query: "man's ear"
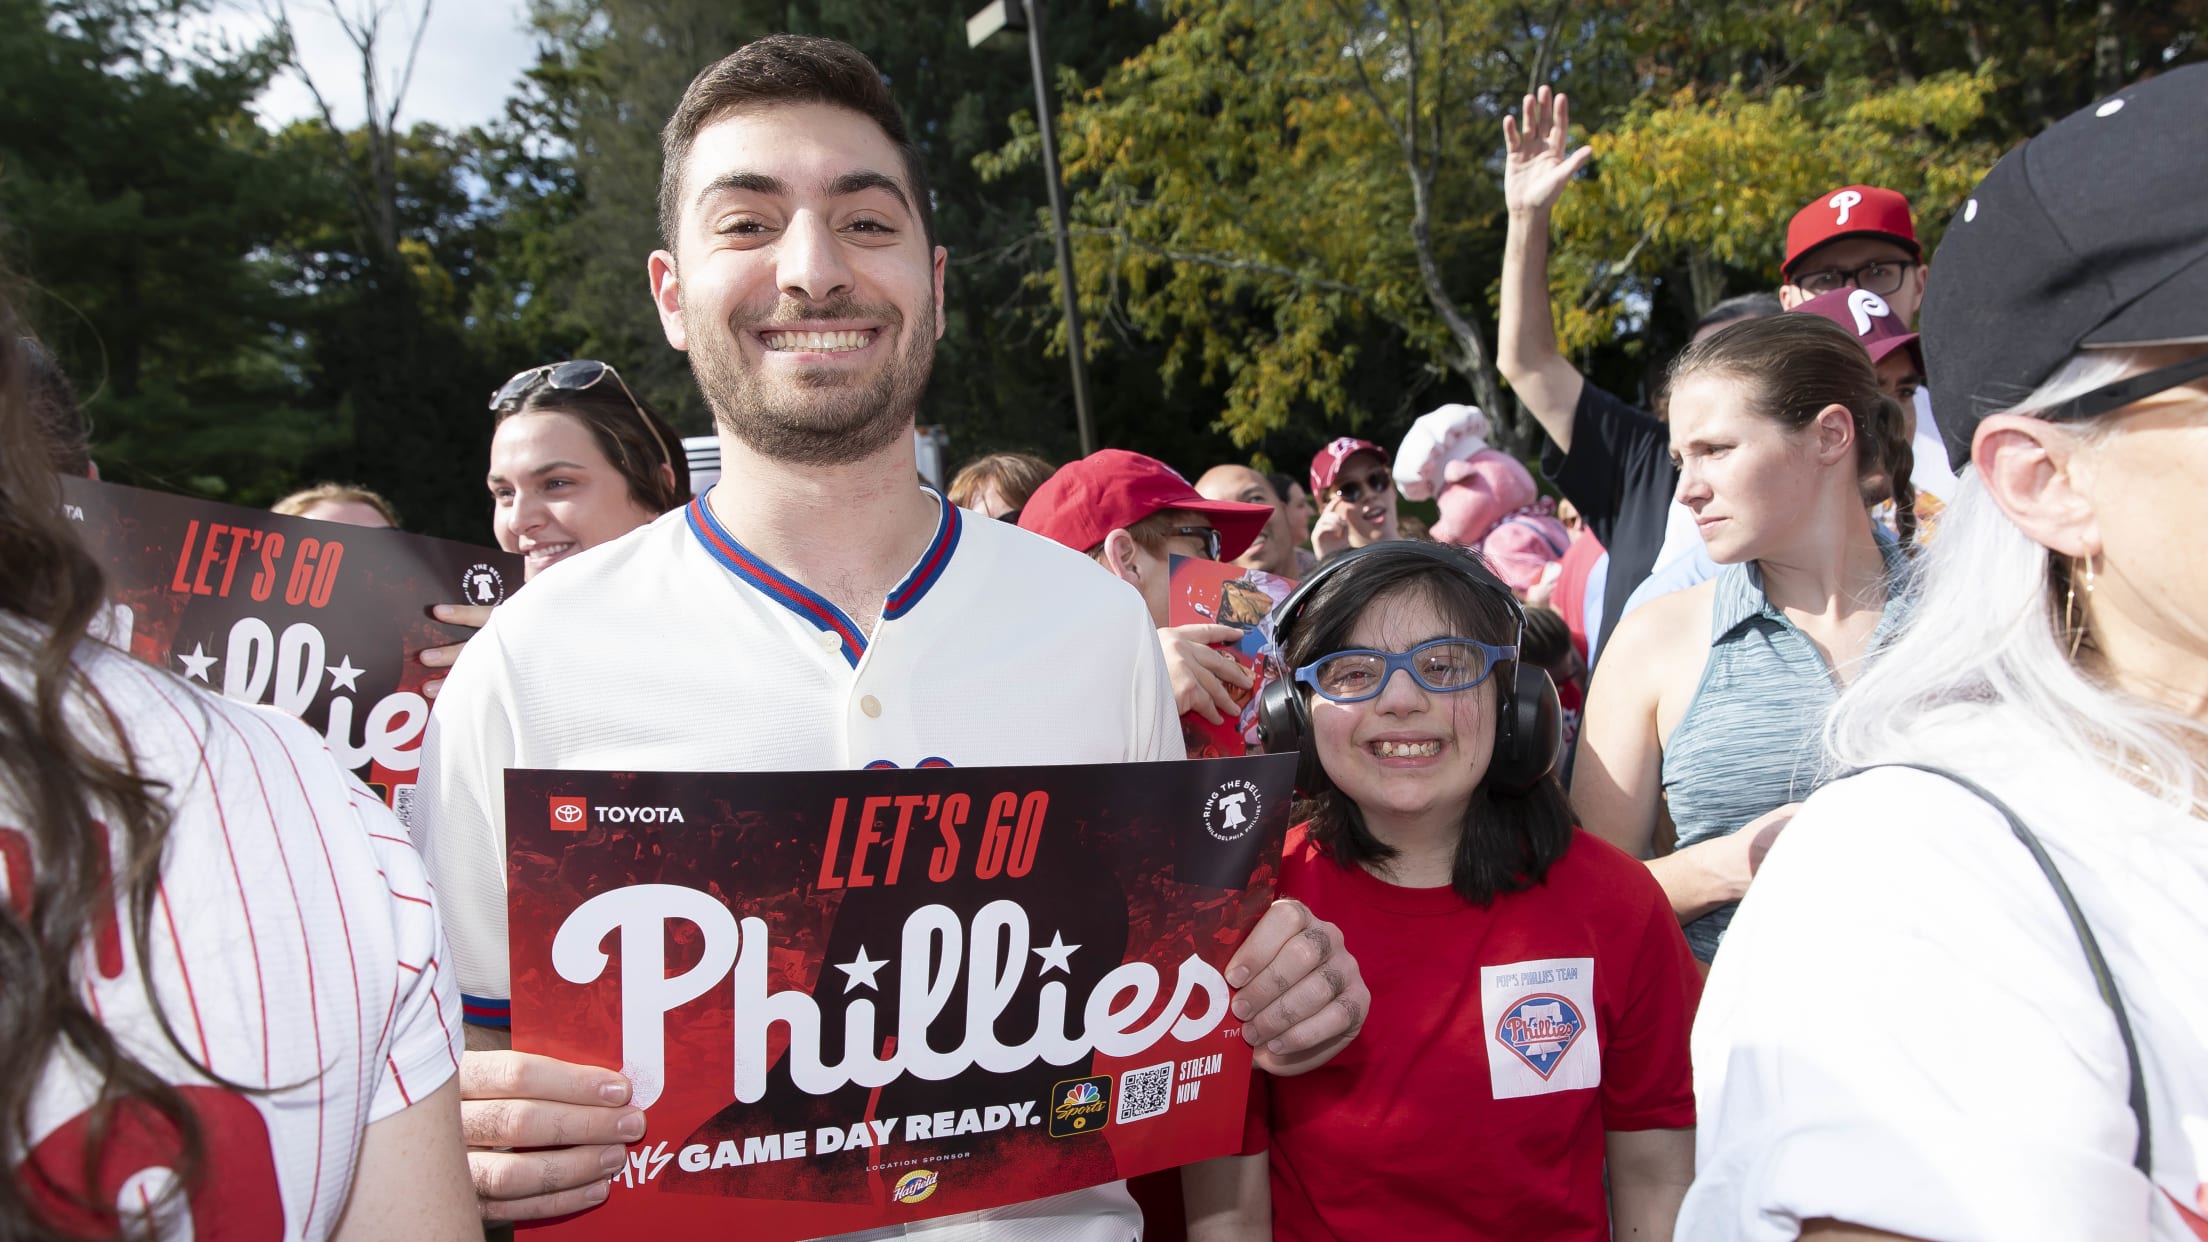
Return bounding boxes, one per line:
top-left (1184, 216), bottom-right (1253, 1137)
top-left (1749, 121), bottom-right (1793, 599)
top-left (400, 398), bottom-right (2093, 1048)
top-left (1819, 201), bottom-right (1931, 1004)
top-left (932, 245), bottom-right (948, 342)
top-left (1778, 283), bottom-right (1808, 310)
top-left (1973, 415), bottom-right (2099, 559)
top-left (1097, 528), bottom-right (1145, 590)
top-left (649, 250), bottom-right (687, 351)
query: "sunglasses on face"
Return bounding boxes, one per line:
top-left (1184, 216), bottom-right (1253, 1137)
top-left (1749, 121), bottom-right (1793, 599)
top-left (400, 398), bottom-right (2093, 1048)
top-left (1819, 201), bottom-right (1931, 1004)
top-left (1792, 259), bottom-right (1917, 298)
top-left (1293, 637), bottom-right (1516, 703)
top-left (1169, 525), bottom-right (1223, 561)
top-left (1330, 469), bottom-right (1393, 507)
top-left (490, 359), bottom-right (674, 476)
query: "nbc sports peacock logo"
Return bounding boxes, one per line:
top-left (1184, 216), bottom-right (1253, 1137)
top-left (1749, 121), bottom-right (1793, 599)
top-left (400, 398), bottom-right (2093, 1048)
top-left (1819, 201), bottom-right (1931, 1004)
top-left (1048, 1074), bottom-right (1112, 1137)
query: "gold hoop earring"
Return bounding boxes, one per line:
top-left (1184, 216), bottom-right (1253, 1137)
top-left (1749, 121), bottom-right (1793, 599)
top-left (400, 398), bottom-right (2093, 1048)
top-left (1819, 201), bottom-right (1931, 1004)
top-left (2065, 554), bottom-right (2096, 660)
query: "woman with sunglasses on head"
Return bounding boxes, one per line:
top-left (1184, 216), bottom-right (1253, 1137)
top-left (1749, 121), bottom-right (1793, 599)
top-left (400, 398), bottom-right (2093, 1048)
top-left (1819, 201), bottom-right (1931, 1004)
top-left (420, 360), bottom-right (690, 697)
top-left (1684, 70), bottom-right (2208, 1242)
top-left (1307, 437), bottom-right (1400, 559)
top-left (1182, 542), bottom-right (1699, 1242)
top-left (1570, 313), bottom-right (1915, 967)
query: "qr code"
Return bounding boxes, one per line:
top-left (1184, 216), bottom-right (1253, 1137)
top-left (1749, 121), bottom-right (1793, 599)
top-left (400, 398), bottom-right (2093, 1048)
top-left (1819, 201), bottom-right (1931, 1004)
top-left (1115, 1062), bottom-right (1173, 1125)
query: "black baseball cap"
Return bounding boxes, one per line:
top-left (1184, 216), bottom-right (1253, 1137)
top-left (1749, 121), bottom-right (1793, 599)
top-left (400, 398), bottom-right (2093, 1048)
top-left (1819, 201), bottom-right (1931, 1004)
top-left (1923, 64), bottom-right (2208, 473)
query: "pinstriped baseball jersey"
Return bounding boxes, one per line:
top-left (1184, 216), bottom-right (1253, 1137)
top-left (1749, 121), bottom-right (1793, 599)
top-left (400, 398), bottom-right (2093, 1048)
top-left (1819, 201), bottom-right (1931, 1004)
top-left (3, 633), bottom-right (462, 1239)
top-left (415, 486), bottom-right (1178, 1240)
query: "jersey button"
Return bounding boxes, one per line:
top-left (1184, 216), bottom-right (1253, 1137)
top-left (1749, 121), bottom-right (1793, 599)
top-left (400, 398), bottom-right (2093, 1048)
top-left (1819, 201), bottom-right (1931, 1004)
top-left (860, 695), bottom-right (883, 718)
top-left (816, 629), bottom-right (840, 651)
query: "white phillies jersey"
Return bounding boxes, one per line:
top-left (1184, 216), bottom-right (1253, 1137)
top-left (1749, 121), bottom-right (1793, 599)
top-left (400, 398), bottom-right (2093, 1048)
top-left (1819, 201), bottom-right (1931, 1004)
top-left (1683, 729), bottom-right (2208, 1241)
top-left (4, 636), bottom-right (461, 1239)
top-left (415, 487), bottom-right (1177, 1241)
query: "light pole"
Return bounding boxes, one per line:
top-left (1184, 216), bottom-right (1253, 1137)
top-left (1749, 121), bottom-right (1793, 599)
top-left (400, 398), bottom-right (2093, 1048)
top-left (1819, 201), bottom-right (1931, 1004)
top-left (967, 0), bottom-right (1096, 457)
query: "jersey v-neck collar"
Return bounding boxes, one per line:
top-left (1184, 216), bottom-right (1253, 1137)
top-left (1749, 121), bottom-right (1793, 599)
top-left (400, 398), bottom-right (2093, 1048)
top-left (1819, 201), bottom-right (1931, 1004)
top-left (684, 486), bottom-right (963, 669)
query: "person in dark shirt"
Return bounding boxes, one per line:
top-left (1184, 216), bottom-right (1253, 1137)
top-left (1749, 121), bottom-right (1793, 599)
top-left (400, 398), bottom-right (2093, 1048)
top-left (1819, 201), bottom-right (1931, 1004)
top-left (1498, 88), bottom-right (1779, 655)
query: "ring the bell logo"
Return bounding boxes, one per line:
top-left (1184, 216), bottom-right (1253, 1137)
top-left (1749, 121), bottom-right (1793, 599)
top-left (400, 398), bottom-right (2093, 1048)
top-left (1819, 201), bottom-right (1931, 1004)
top-left (1048, 1076), bottom-right (1112, 1137)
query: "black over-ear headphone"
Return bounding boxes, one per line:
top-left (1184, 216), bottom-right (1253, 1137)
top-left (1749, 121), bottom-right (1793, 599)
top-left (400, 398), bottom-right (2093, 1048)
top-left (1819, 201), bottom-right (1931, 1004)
top-left (1255, 542), bottom-right (1562, 794)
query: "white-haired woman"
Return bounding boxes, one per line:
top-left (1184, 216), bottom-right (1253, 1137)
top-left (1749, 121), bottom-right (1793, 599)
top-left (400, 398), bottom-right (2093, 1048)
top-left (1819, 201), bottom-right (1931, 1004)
top-left (1682, 67), bottom-right (2208, 1241)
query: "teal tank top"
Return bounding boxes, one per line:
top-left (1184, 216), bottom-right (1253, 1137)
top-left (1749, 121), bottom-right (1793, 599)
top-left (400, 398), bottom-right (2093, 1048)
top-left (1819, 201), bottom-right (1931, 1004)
top-left (1661, 544), bottom-right (1907, 961)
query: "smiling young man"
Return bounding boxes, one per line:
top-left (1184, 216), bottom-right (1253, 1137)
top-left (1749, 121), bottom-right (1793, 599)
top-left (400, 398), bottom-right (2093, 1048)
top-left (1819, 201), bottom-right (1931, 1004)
top-left (414, 35), bottom-right (1368, 1233)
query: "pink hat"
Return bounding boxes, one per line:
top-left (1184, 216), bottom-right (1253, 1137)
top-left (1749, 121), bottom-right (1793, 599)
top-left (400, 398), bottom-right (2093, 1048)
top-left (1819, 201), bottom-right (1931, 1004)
top-left (1309, 437), bottom-right (1387, 495)
top-left (1788, 288), bottom-right (1924, 374)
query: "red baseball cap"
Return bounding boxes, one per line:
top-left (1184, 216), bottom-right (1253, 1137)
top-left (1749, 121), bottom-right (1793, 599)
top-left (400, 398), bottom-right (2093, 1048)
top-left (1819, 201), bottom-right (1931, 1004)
top-left (1018, 449), bottom-right (1272, 561)
top-left (1783, 185), bottom-right (1920, 276)
top-left (1787, 288), bottom-right (1924, 374)
top-left (1309, 437), bottom-right (1388, 496)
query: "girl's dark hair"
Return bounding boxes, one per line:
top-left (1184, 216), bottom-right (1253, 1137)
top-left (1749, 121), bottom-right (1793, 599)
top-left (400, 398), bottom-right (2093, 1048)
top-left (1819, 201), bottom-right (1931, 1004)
top-left (0, 289), bottom-right (212, 1234)
top-left (1671, 314), bottom-right (1918, 547)
top-left (1280, 546), bottom-right (1575, 906)
top-left (499, 375), bottom-right (692, 515)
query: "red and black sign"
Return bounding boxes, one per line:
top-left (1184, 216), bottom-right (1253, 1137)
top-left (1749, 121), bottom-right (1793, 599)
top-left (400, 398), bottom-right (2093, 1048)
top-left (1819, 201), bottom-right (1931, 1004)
top-left (504, 754), bottom-right (1295, 1240)
top-left (59, 476), bottom-right (520, 813)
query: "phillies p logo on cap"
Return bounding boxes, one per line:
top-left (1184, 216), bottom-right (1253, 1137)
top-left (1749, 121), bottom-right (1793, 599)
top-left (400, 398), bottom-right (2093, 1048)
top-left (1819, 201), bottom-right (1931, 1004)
top-left (549, 796), bottom-right (588, 831)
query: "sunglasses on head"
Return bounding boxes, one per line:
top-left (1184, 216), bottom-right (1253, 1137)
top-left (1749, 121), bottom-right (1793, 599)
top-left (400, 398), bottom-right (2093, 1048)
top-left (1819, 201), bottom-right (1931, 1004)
top-left (491, 359), bottom-right (674, 476)
top-left (1331, 469), bottom-right (1393, 506)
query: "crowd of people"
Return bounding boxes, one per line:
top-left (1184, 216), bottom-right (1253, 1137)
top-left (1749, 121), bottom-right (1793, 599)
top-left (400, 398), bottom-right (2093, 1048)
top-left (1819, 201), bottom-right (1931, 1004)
top-left (1, 28), bottom-right (2202, 1242)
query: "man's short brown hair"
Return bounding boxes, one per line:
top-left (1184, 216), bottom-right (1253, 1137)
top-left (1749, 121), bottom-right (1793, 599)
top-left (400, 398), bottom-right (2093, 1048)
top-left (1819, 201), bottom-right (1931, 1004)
top-left (657, 35), bottom-right (935, 252)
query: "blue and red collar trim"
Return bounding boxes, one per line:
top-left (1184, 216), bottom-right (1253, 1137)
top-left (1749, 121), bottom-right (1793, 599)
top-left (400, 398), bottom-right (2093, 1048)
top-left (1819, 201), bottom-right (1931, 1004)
top-left (686, 487), bottom-right (962, 668)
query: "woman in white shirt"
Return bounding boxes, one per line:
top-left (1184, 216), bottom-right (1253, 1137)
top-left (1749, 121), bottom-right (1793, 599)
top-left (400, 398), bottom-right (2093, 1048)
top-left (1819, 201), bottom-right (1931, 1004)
top-left (1682, 67), bottom-right (2208, 1241)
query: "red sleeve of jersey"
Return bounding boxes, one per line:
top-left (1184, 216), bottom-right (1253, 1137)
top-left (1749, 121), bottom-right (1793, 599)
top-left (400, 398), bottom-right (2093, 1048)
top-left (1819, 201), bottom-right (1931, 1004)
top-left (1597, 851), bottom-right (1701, 1132)
top-left (1239, 1069), bottom-right (1271, 1156)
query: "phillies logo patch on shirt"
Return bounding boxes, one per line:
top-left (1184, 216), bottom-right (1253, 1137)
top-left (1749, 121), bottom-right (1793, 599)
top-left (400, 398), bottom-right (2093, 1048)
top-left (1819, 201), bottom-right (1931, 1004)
top-left (1495, 994), bottom-right (1584, 1078)
top-left (1480, 957), bottom-right (1600, 1099)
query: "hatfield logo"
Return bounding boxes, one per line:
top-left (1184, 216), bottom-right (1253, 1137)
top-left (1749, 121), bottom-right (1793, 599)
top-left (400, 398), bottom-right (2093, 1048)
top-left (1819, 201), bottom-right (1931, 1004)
top-left (549, 796), bottom-right (588, 831)
top-left (1494, 993), bottom-right (1585, 1079)
top-left (890, 1169), bottom-right (939, 1205)
top-left (1202, 778), bottom-right (1262, 843)
top-left (1048, 1074), bottom-right (1111, 1138)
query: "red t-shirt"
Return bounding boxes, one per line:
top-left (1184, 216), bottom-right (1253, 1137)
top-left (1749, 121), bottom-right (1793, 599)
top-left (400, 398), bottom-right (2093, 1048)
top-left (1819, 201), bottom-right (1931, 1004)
top-left (1246, 824), bottom-right (1699, 1241)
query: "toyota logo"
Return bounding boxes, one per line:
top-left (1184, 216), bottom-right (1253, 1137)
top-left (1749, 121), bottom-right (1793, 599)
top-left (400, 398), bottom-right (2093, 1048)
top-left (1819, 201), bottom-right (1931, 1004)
top-left (553, 803), bottom-right (583, 824)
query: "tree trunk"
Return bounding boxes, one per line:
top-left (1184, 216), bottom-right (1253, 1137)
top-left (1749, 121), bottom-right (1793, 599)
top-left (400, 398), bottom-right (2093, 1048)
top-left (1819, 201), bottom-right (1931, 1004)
top-left (1687, 248), bottom-right (1725, 320)
top-left (1405, 172), bottom-right (1507, 442)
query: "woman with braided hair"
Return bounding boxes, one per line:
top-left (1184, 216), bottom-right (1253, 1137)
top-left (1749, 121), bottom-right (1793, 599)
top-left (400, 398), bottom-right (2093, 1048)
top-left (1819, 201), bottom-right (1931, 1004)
top-left (1572, 312), bottom-right (1916, 965)
top-left (0, 284), bottom-right (475, 1236)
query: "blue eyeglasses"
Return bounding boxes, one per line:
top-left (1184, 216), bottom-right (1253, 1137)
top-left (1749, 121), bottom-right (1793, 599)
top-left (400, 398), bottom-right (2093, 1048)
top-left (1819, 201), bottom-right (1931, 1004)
top-left (1293, 637), bottom-right (1517, 703)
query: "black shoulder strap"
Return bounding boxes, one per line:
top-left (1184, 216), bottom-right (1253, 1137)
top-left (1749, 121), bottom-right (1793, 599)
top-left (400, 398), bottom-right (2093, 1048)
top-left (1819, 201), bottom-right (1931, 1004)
top-left (1845, 763), bottom-right (2151, 1176)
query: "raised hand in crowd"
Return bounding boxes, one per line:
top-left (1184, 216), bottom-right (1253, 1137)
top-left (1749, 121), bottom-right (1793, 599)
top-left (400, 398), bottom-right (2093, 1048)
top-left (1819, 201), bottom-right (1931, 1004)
top-left (1498, 85), bottom-right (1595, 456)
top-left (1162, 621), bottom-right (1256, 725)
top-left (1502, 84), bottom-right (1593, 217)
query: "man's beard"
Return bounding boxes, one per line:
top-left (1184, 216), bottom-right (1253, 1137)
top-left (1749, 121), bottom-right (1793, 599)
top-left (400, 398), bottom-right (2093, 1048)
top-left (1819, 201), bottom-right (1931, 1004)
top-left (687, 294), bottom-right (935, 467)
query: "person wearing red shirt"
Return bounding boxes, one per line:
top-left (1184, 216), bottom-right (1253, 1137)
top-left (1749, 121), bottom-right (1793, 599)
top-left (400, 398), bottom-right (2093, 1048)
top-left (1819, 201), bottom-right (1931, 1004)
top-left (1183, 541), bottom-right (1699, 1241)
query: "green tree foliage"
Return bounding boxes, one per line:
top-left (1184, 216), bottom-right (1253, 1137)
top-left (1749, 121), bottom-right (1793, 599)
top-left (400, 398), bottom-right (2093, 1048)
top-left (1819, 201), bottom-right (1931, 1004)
top-left (999, 0), bottom-right (2201, 457)
top-left (0, 0), bottom-right (338, 500)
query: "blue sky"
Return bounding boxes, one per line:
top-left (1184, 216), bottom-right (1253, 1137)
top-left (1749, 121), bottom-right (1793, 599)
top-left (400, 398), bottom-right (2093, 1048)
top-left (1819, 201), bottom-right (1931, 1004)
top-left (181, 0), bottom-right (542, 133)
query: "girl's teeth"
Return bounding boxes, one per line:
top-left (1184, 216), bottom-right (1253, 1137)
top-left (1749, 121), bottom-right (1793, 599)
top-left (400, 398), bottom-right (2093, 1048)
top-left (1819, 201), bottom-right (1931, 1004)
top-left (1375, 740), bottom-right (1440, 757)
